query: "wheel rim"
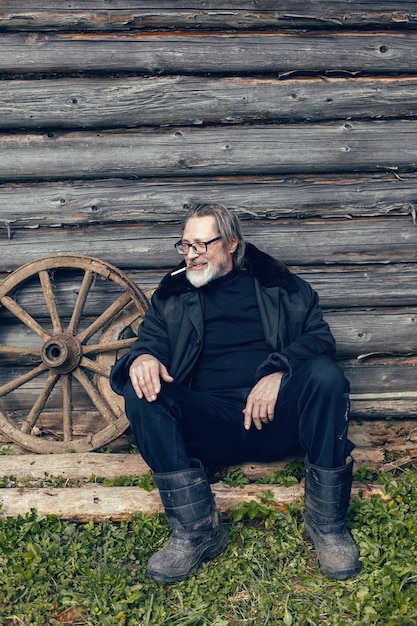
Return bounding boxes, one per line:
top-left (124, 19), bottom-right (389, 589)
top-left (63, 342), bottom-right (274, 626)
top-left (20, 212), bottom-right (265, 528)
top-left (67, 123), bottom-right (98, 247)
top-left (0, 255), bottom-right (148, 453)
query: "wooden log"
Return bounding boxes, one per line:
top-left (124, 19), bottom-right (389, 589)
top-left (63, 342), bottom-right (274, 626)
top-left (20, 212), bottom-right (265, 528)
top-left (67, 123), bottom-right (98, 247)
top-left (328, 312), bottom-right (417, 357)
top-left (1, 217), bottom-right (416, 272)
top-left (4, 76), bottom-right (417, 130)
top-left (0, 481), bottom-right (393, 521)
top-left (2, 310), bottom-right (417, 360)
top-left (2, 122), bottom-right (417, 183)
top-left (0, 484), bottom-right (162, 520)
top-left (0, 451), bottom-right (149, 480)
top-left (0, 263), bottom-right (417, 314)
top-left (350, 398), bottom-right (417, 418)
top-left (0, 31), bottom-right (417, 75)
top-left (295, 264), bottom-right (417, 309)
top-left (1, 2), bottom-right (417, 31)
top-left (1, 172), bottom-right (417, 230)
top-left (1, 263), bottom-right (417, 310)
top-left (341, 357), bottom-right (417, 392)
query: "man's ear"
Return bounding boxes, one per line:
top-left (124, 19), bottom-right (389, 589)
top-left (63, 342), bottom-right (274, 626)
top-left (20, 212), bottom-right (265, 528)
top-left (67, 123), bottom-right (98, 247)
top-left (229, 238), bottom-right (238, 254)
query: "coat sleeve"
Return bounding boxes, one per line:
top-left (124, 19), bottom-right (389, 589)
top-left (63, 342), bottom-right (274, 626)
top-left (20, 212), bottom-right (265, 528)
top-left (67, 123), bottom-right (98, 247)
top-left (255, 279), bottom-right (336, 380)
top-left (109, 293), bottom-right (171, 395)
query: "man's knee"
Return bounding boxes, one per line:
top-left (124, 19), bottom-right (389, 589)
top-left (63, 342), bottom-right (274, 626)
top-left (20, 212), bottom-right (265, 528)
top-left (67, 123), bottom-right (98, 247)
top-left (302, 356), bottom-right (349, 395)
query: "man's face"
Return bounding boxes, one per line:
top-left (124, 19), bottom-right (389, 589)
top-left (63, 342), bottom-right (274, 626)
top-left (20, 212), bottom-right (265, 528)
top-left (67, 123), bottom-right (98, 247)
top-left (182, 216), bottom-right (237, 288)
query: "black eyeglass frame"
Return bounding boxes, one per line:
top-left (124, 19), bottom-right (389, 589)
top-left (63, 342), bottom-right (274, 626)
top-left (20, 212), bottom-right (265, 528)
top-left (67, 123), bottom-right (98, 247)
top-left (174, 236), bottom-right (222, 255)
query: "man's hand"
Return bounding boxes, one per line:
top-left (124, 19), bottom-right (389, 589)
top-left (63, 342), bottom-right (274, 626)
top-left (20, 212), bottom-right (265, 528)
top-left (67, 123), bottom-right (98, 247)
top-left (129, 354), bottom-right (174, 402)
top-left (243, 372), bottom-right (285, 431)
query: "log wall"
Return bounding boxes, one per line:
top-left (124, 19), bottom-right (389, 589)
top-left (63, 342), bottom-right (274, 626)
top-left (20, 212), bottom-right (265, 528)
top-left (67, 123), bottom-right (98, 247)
top-left (1, 2), bottom-right (417, 449)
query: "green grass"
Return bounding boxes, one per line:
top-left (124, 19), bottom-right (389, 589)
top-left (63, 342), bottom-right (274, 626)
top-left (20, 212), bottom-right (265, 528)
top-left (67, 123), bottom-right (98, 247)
top-left (1, 468), bottom-right (417, 625)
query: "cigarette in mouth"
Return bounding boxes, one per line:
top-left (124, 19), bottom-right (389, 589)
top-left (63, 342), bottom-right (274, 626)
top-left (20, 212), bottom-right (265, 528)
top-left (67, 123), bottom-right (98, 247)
top-left (170, 266), bottom-right (187, 276)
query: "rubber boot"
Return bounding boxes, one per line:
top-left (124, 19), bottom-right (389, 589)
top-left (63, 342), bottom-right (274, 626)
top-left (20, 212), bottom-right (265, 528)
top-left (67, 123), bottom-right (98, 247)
top-left (304, 459), bottom-right (361, 580)
top-left (147, 459), bottom-right (228, 582)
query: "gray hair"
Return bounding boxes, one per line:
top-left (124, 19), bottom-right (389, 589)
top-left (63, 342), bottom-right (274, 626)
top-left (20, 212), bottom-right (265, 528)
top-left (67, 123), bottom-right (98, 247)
top-left (184, 203), bottom-right (246, 268)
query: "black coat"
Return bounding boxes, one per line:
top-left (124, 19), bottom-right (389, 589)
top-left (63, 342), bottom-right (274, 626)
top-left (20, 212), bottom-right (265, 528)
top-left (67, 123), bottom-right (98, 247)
top-left (110, 243), bottom-right (336, 394)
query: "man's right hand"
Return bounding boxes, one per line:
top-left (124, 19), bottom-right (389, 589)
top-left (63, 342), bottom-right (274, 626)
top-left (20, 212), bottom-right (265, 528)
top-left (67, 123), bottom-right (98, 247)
top-left (129, 354), bottom-right (174, 402)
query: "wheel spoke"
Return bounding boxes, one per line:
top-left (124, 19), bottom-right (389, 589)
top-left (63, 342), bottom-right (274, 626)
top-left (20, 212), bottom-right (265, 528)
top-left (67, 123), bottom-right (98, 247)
top-left (21, 371), bottom-right (59, 434)
top-left (66, 269), bottom-right (94, 336)
top-left (61, 374), bottom-right (73, 441)
top-left (77, 291), bottom-right (132, 344)
top-left (0, 362), bottom-right (48, 397)
top-left (80, 356), bottom-right (110, 377)
top-left (0, 345), bottom-right (41, 358)
top-left (72, 367), bottom-right (117, 424)
top-left (82, 337), bottom-right (137, 356)
top-left (0, 296), bottom-right (50, 341)
top-left (39, 270), bottom-right (62, 334)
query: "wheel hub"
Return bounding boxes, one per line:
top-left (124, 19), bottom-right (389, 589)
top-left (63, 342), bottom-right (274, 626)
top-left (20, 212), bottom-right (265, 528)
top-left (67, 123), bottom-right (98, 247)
top-left (41, 333), bottom-right (81, 374)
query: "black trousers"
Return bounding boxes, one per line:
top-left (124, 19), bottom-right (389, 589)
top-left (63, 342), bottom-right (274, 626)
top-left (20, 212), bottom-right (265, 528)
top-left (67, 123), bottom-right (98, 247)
top-left (123, 355), bottom-right (354, 473)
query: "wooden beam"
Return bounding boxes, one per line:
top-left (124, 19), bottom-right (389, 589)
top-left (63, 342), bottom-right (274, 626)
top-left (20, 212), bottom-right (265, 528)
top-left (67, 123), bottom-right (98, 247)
top-left (1, 217), bottom-right (416, 271)
top-left (1, 264), bottom-right (417, 309)
top-left (3, 76), bottom-right (417, 130)
top-left (2, 311), bottom-right (417, 361)
top-left (1, 2), bottom-right (417, 31)
top-left (2, 122), bottom-right (417, 183)
top-left (1, 173), bottom-right (417, 230)
top-left (329, 312), bottom-right (417, 358)
top-left (0, 481), bottom-right (392, 521)
top-left (0, 451), bottom-right (149, 480)
top-left (0, 31), bottom-right (417, 75)
top-left (1, 265), bottom-right (416, 317)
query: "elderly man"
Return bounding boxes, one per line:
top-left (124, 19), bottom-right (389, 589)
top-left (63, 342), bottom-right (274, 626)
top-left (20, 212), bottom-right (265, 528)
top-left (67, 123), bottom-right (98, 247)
top-left (110, 202), bottom-right (360, 583)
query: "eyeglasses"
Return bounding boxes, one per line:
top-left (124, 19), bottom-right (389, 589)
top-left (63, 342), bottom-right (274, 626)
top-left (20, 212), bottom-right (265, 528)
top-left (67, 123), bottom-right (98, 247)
top-left (174, 236), bottom-right (222, 255)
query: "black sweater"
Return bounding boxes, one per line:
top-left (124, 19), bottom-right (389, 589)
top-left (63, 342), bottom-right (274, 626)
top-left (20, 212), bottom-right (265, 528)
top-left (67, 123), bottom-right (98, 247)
top-left (190, 268), bottom-right (271, 391)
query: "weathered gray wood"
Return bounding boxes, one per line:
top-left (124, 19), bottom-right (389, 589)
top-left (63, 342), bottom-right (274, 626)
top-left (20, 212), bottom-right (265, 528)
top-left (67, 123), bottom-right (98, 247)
top-left (295, 265), bottom-right (417, 309)
top-left (350, 397), bottom-right (417, 418)
top-left (3, 76), bottom-right (417, 130)
top-left (0, 31), bottom-right (417, 75)
top-left (328, 312), bottom-right (417, 357)
top-left (341, 356), bottom-right (417, 391)
top-left (2, 310), bottom-right (416, 360)
top-left (134, 265), bottom-right (417, 310)
top-left (3, 122), bottom-right (417, 183)
top-left (1, 217), bottom-right (416, 272)
top-left (1, 2), bottom-right (417, 31)
top-left (1, 173), bottom-right (417, 230)
top-left (2, 264), bottom-right (417, 313)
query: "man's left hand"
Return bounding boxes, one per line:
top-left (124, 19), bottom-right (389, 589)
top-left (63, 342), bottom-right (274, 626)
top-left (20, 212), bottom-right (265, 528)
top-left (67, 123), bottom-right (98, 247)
top-left (243, 372), bottom-right (284, 431)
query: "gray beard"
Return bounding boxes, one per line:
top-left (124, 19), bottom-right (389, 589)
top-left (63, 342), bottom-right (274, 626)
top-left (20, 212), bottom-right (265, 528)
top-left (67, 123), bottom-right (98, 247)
top-left (186, 261), bottom-right (223, 288)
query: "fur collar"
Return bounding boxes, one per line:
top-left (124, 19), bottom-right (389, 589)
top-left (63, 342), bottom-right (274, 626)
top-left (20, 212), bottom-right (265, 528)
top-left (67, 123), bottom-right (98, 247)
top-left (156, 242), bottom-right (297, 299)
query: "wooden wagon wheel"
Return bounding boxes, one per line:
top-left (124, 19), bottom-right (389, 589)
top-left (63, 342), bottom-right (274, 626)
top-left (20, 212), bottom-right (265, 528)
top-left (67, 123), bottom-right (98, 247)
top-left (0, 255), bottom-right (149, 453)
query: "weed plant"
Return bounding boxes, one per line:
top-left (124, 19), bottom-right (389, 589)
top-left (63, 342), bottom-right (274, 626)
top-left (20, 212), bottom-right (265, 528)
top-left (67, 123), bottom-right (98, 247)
top-left (1, 467), bottom-right (417, 625)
